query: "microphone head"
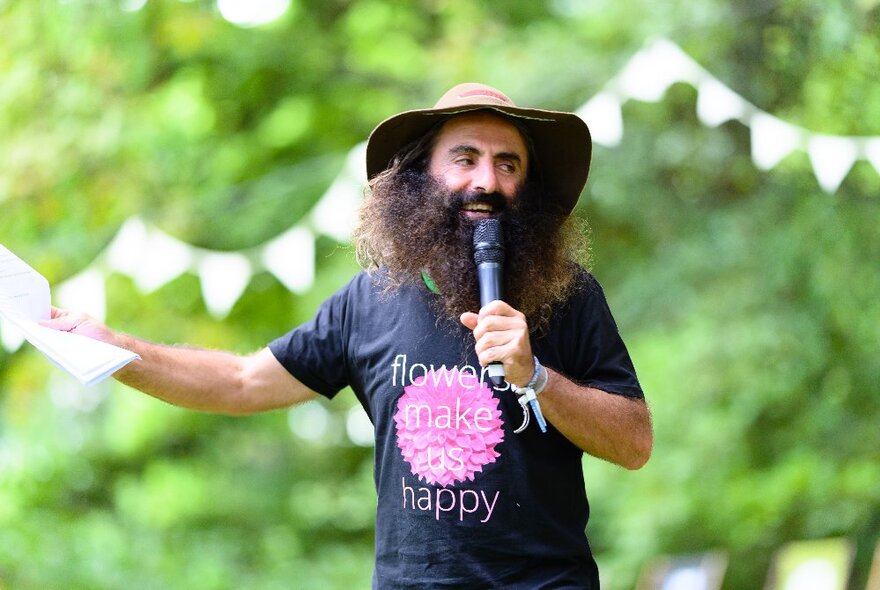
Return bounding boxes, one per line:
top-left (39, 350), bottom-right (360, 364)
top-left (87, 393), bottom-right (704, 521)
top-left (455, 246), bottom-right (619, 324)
top-left (473, 218), bottom-right (504, 265)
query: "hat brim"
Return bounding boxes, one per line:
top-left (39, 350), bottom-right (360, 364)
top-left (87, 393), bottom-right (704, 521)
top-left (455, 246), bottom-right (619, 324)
top-left (366, 104), bottom-right (592, 215)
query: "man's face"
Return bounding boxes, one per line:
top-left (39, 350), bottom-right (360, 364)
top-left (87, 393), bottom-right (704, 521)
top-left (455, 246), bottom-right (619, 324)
top-left (359, 114), bottom-right (584, 327)
top-left (427, 111), bottom-right (529, 221)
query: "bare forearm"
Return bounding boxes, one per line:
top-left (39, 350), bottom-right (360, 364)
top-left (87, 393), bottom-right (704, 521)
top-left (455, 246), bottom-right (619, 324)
top-left (538, 369), bottom-right (653, 469)
top-left (110, 332), bottom-right (255, 414)
top-left (43, 307), bottom-right (315, 414)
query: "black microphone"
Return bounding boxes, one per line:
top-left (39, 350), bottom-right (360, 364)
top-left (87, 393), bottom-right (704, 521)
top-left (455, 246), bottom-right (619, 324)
top-left (473, 218), bottom-right (505, 386)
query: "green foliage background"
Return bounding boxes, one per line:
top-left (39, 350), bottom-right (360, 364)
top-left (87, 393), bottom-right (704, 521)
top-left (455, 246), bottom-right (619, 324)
top-left (1, 0), bottom-right (878, 588)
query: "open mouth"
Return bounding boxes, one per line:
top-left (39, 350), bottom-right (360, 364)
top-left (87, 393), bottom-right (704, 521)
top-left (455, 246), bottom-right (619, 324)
top-left (457, 192), bottom-right (507, 219)
top-left (462, 202), bottom-right (495, 214)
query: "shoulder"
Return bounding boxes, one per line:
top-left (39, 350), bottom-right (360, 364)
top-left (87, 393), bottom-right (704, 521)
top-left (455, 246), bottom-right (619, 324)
top-left (325, 270), bottom-right (381, 304)
top-left (328, 269), bottom-right (429, 316)
top-left (563, 265), bottom-right (606, 308)
top-left (540, 266), bottom-right (618, 336)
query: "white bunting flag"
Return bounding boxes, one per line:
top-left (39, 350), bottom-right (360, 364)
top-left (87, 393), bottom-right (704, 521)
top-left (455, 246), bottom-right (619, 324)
top-left (696, 78), bottom-right (749, 127)
top-left (577, 91), bottom-right (624, 147)
top-left (262, 226), bottom-right (315, 294)
top-left (57, 268), bottom-right (107, 322)
top-left (865, 138), bottom-right (880, 176)
top-left (750, 112), bottom-right (803, 171)
top-left (807, 135), bottom-right (859, 193)
top-left (197, 252), bottom-right (253, 319)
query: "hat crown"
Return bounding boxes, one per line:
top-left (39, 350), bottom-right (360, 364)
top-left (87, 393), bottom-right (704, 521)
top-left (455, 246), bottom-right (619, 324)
top-left (434, 83), bottom-right (517, 110)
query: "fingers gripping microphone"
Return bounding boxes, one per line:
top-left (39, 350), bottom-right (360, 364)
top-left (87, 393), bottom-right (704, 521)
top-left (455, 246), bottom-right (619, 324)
top-left (473, 218), bottom-right (506, 387)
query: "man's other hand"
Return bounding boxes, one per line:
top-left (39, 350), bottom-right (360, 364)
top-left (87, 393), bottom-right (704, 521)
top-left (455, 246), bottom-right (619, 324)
top-left (41, 307), bottom-right (116, 344)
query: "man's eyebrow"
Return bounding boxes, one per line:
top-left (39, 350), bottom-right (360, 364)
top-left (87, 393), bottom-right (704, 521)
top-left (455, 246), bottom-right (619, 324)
top-left (447, 144), bottom-right (523, 163)
top-left (448, 144), bottom-right (480, 156)
top-left (495, 151), bottom-right (524, 163)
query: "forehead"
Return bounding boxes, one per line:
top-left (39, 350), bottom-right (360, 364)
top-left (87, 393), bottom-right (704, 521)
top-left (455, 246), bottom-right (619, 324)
top-left (431, 111), bottom-right (529, 159)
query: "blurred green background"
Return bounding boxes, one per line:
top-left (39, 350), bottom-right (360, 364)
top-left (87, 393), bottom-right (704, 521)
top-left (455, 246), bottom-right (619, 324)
top-left (1, 0), bottom-right (879, 588)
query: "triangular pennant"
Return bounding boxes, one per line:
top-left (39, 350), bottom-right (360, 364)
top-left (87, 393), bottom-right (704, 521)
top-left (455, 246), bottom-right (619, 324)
top-left (105, 217), bottom-right (149, 277)
top-left (345, 141), bottom-right (369, 183)
top-left (576, 91), bottom-right (624, 147)
top-left (696, 77), bottom-right (749, 127)
top-left (197, 252), bottom-right (252, 319)
top-left (310, 178), bottom-right (363, 242)
top-left (750, 112), bottom-right (803, 170)
top-left (615, 38), bottom-right (702, 102)
top-left (105, 218), bottom-right (193, 292)
top-left (807, 135), bottom-right (859, 193)
top-left (57, 268), bottom-right (107, 322)
top-left (262, 226), bottom-right (315, 294)
top-left (865, 138), bottom-right (880, 176)
top-left (132, 227), bottom-right (194, 293)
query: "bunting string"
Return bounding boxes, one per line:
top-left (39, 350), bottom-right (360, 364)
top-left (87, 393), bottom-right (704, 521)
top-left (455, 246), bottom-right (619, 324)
top-left (3, 39), bottom-right (878, 353)
top-left (579, 38), bottom-right (880, 192)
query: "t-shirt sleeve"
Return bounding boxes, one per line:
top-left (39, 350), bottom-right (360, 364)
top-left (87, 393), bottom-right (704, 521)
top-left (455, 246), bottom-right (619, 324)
top-left (267, 282), bottom-right (352, 399)
top-left (551, 275), bottom-right (643, 399)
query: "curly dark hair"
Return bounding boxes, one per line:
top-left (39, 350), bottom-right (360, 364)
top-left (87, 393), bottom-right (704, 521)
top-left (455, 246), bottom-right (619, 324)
top-left (354, 112), bottom-right (591, 333)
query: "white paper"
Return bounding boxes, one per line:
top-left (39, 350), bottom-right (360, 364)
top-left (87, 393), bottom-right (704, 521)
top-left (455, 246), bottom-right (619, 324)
top-left (0, 244), bottom-right (139, 386)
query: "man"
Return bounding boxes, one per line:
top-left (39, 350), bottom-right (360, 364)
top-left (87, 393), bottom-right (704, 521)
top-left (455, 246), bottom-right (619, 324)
top-left (47, 83), bottom-right (652, 588)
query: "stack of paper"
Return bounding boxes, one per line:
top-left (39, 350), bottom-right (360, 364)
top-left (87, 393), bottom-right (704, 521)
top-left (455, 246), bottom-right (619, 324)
top-left (0, 245), bottom-right (139, 386)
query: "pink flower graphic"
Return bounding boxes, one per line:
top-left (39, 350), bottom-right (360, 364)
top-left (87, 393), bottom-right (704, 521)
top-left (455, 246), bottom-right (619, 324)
top-left (394, 368), bottom-right (504, 487)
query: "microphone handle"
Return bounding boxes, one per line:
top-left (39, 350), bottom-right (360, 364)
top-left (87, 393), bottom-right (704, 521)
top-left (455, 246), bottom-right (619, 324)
top-left (476, 261), bottom-right (505, 386)
top-left (477, 262), bottom-right (503, 305)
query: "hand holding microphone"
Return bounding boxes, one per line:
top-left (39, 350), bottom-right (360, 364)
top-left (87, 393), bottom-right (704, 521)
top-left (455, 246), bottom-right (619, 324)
top-left (472, 218), bottom-right (506, 387)
top-left (469, 218), bottom-right (547, 433)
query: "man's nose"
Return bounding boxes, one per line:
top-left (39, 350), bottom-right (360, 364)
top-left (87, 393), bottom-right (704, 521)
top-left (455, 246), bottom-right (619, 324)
top-left (470, 161), bottom-right (498, 194)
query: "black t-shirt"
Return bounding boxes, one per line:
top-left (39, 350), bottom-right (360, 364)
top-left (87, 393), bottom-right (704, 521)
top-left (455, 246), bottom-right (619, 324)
top-left (269, 269), bottom-right (642, 589)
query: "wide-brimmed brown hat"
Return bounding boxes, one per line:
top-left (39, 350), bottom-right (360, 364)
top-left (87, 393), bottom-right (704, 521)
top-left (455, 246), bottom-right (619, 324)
top-left (365, 82), bottom-right (592, 215)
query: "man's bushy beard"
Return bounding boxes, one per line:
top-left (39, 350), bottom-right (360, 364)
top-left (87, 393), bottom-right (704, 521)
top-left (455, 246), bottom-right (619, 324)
top-left (355, 168), bottom-right (589, 333)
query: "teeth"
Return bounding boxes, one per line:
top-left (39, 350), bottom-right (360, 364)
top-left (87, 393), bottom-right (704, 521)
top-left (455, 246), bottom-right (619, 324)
top-left (463, 203), bottom-right (493, 212)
